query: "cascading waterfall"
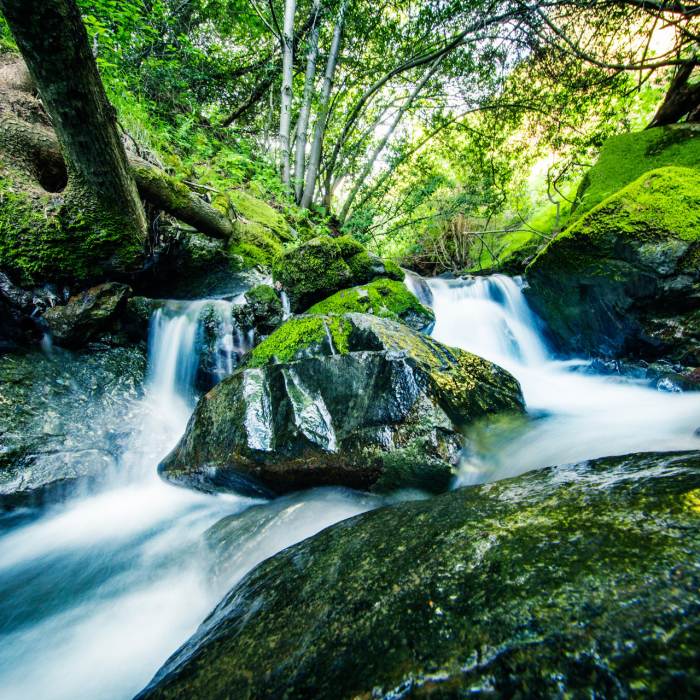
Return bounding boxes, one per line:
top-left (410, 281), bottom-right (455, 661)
top-left (0, 295), bottom-right (376, 700)
top-left (416, 274), bottom-right (700, 484)
top-left (1, 274), bottom-right (699, 700)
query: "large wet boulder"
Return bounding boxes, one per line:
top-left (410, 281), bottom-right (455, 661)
top-left (307, 278), bottom-right (435, 333)
top-left (41, 282), bottom-right (131, 347)
top-left (272, 235), bottom-right (403, 312)
top-left (0, 345), bottom-right (145, 510)
top-left (526, 167), bottom-right (700, 363)
top-left (159, 313), bottom-right (523, 495)
top-left (138, 450), bottom-right (700, 700)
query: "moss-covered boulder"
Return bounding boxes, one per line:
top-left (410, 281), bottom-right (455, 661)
top-left (272, 235), bottom-right (403, 312)
top-left (0, 345), bottom-right (145, 510)
top-left (159, 313), bottom-right (523, 495)
top-left (573, 125), bottom-right (700, 220)
top-left (307, 278), bottom-right (435, 333)
top-left (231, 284), bottom-right (283, 336)
top-left (526, 166), bottom-right (700, 363)
top-left (41, 282), bottom-right (131, 347)
top-left (138, 450), bottom-right (700, 700)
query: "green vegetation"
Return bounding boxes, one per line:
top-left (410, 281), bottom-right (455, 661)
top-left (573, 126), bottom-right (700, 219)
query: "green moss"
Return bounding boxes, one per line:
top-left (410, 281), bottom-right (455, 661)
top-left (308, 278), bottom-right (434, 329)
top-left (229, 219), bottom-right (284, 270)
top-left (529, 166), bottom-right (700, 277)
top-left (245, 283), bottom-right (278, 307)
top-left (573, 126), bottom-right (700, 219)
top-left (230, 189), bottom-right (292, 240)
top-left (246, 315), bottom-right (352, 367)
top-left (0, 174), bottom-right (143, 285)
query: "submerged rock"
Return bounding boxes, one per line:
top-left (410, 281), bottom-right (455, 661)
top-left (272, 235), bottom-right (403, 312)
top-left (526, 167), bottom-right (700, 364)
top-left (0, 345), bottom-right (145, 510)
top-left (41, 282), bottom-right (131, 347)
top-left (307, 278), bottom-right (435, 333)
top-left (159, 313), bottom-right (523, 495)
top-left (138, 450), bottom-right (700, 700)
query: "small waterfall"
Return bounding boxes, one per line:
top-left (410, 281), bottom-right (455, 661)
top-left (421, 274), bottom-right (700, 485)
top-left (280, 291), bottom-right (291, 320)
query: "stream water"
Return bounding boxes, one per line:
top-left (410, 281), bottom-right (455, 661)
top-left (1, 274), bottom-right (699, 699)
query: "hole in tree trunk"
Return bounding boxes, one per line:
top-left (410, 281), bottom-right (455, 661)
top-left (37, 161), bottom-right (68, 193)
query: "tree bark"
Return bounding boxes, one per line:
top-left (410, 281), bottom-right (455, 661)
top-left (300, 0), bottom-right (349, 209)
top-left (294, 0), bottom-right (322, 203)
top-left (648, 64), bottom-right (700, 128)
top-left (0, 0), bottom-right (148, 254)
top-left (278, 0), bottom-right (297, 186)
top-left (0, 112), bottom-right (233, 239)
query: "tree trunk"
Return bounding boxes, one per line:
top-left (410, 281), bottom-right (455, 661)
top-left (0, 0), bottom-right (148, 264)
top-left (300, 0), bottom-right (349, 209)
top-left (339, 59), bottom-right (441, 222)
top-left (278, 0), bottom-right (297, 186)
top-left (294, 0), bottom-right (322, 203)
top-left (648, 64), bottom-right (700, 128)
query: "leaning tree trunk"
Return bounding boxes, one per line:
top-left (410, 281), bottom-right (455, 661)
top-left (300, 0), bottom-right (349, 209)
top-left (0, 0), bottom-right (148, 267)
top-left (648, 63), bottom-right (700, 128)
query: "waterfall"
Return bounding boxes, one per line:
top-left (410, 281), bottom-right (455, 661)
top-left (0, 293), bottom-right (375, 700)
top-left (424, 274), bottom-right (700, 485)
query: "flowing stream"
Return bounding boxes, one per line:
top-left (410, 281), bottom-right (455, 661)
top-left (1, 274), bottom-right (699, 699)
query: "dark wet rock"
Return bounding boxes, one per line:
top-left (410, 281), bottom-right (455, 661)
top-left (41, 282), bottom-right (131, 347)
top-left (122, 296), bottom-right (167, 341)
top-left (0, 345), bottom-right (145, 510)
top-left (526, 167), bottom-right (700, 365)
top-left (307, 278), bottom-right (435, 333)
top-left (0, 270), bottom-right (39, 350)
top-left (159, 313), bottom-right (524, 495)
top-left (272, 235), bottom-right (403, 312)
top-left (138, 450), bottom-right (700, 700)
top-left (231, 284), bottom-right (283, 337)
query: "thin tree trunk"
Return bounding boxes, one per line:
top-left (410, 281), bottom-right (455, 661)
top-left (339, 59), bottom-right (441, 223)
top-left (300, 0), bottom-right (348, 209)
top-left (648, 64), bottom-right (700, 128)
top-left (278, 0), bottom-right (296, 186)
top-left (0, 0), bottom-right (148, 258)
top-left (294, 0), bottom-right (322, 203)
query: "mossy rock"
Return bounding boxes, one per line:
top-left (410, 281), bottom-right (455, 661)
top-left (231, 284), bottom-right (283, 336)
top-left (229, 220), bottom-right (284, 271)
top-left (308, 278), bottom-right (435, 333)
top-left (573, 125), bottom-right (700, 220)
top-left (272, 235), bottom-right (403, 312)
top-left (229, 189), bottom-right (292, 240)
top-left (159, 313), bottom-right (523, 495)
top-left (526, 166), bottom-right (700, 362)
top-left (138, 450), bottom-right (700, 700)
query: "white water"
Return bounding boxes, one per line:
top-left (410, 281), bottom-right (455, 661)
top-left (1, 276), bottom-right (699, 699)
top-left (0, 298), bottom-right (379, 700)
top-left (418, 275), bottom-right (700, 484)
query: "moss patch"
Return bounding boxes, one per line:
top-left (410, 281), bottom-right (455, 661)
top-left (573, 126), bottom-right (700, 220)
top-left (0, 173), bottom-right (144, 285)
top-left (308, 278), bottom-right (434, 330)
top-left (230, 189), bottom-right (291, 240)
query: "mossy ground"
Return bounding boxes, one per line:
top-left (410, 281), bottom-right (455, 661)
top-left (307, 278), bottom-right (434, 327)
top-left (573, 125), bottom-right (700, 220)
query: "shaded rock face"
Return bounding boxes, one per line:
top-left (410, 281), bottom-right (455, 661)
top-left (41, 282), bottom-right (131, 347)
top-left (272, 235), bottom-right (403, 313)
top-left (307, 278), bottom-right (435, 333)
top-left (231, 284), bottom-right (283, 337)
top-left (137, 450), bottom-right (700, 700)
top-left (0, 346), bottom-right (145, 510)
top-left (159, 313), bottom-right (523, 495)
top-left (526, 167), bottom-right (700, 364)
